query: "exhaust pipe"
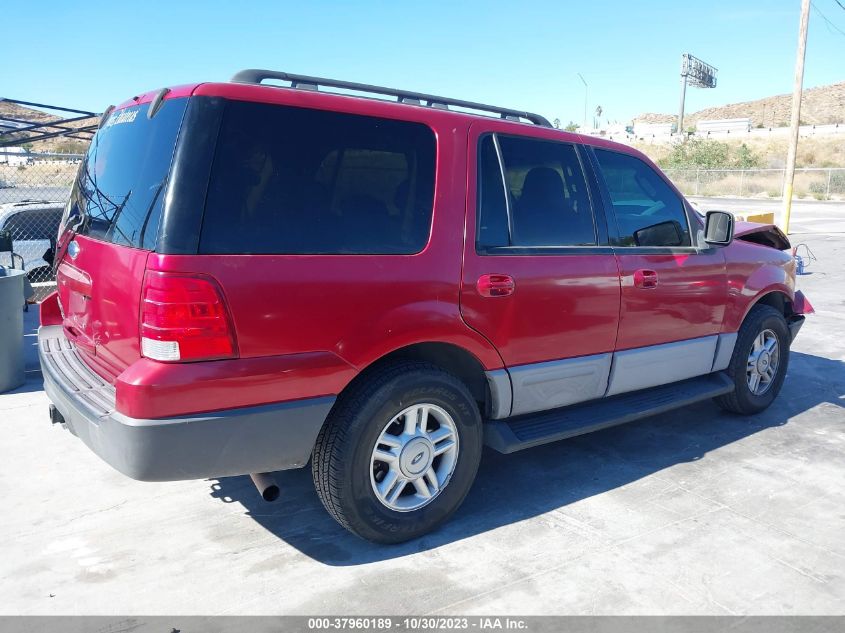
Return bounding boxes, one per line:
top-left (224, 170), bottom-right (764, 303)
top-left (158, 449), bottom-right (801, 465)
top-left (250, 472), bottom-right (280, 502)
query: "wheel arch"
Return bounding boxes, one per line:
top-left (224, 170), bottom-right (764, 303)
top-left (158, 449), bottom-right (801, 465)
top-left (753, 291), bottom-right (793, 318)
top-left (742, 289), bottom-right (796, 326)
top-left (341, 341), bottom-right (497, 419)
top-left (723, 280), bottom-right (794, 333)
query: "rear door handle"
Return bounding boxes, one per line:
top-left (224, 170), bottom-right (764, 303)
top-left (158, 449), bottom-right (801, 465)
top-left (633, 269), bottom-right (658, 289)
top-left (477, 274), bottom-right (515, 297)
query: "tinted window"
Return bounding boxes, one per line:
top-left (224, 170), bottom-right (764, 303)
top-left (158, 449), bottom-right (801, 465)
top-left (199, 102), bottom-right (436, 255)
top-left (594, 149), bottom-right (691, 247)
top-left (476, 136), bottom-right (509, 249)
top-left (67, 98), bottom-right (188, 250)
top-left (477, 134), bottom-right (596, 248)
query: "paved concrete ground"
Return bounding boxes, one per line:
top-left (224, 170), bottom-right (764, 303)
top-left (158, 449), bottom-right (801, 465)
top-left (1, 208), bottom-right (843, 615)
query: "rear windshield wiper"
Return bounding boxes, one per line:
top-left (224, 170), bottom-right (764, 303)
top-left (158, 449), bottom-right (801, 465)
top-left (138, 181), bottom-right (165, 247)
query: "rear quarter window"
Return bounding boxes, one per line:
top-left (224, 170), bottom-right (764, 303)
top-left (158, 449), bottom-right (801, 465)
top-left (199, 101), bottom-right (436, 255)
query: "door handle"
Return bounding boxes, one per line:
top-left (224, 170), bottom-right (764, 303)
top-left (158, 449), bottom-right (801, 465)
top-left (477, 274), bottom-right (515, 297)
top-left (633, 269), bottom-right (658, 289)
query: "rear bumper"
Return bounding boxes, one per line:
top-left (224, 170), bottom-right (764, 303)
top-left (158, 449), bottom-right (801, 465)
top-left (38, 325), bottom-right (334, 481)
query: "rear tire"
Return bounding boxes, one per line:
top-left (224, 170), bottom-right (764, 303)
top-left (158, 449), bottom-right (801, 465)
top-left (311, 361), bottom-right (483, 544)
top-left (715, 304), bottom-right (790, 415)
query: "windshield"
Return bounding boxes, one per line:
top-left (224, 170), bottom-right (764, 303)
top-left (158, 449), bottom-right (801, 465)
top-left (63, 97), bottom-right (188, 250)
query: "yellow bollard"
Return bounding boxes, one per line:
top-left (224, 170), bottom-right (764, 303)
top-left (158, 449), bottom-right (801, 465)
top-left (746, 212), bottom-right (776, 225)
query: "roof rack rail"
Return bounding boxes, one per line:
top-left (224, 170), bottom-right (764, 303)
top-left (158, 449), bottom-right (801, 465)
top-left (230, 69), bottom-right (552, 127)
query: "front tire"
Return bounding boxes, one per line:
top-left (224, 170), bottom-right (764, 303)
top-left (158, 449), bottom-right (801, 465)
top-left (715, 304), bottom-right (790, 415)
top-left (312, 361), bottom-right (483, 544)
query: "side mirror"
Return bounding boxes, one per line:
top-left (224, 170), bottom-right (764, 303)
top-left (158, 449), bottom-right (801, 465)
top-left (704, 210), bottom-right (733, 246)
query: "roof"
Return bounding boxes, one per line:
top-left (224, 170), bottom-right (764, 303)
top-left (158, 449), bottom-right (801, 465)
top-left (112, 75), bottom-right (639, 157)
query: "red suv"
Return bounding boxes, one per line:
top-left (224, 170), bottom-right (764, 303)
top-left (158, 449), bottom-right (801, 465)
top-left (40, 69), bottom-right (812, 543)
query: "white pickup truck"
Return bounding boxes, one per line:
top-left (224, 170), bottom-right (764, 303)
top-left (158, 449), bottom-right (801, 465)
top-left (0, 200), bottom-right (63, 299)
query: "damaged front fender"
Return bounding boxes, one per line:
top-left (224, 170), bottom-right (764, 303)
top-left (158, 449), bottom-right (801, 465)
top-left (733, 221), bottom-right (791, 251)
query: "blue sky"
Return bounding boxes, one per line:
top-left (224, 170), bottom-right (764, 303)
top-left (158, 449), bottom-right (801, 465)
top-left (2, 0), bottom-right (843, 124)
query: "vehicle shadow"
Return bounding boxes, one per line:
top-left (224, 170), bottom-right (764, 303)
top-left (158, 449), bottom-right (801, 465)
top-left (208, 351), bottom-right (844, 566)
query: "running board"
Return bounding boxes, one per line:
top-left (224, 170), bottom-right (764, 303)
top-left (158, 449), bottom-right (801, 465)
top-left (484, 372), bottom-right (734, 454)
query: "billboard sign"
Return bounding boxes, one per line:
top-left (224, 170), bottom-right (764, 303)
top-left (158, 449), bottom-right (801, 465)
top-left (681, 53), bottom-right (718, 89)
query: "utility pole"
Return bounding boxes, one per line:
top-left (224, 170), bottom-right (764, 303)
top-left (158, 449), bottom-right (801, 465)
top-left (577, 73), bottom-right (588, 131)
top-left (781, 0), bottom-right (811, 234)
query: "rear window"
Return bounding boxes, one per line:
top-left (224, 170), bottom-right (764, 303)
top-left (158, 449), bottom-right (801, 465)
top-left (65, 98), bottom-right (188, 250)
top-left (199, 101), bottom-right (436, 255)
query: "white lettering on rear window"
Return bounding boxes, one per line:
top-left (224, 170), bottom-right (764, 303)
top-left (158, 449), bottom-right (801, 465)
top-left (104, 109), bottom-right (138, 128)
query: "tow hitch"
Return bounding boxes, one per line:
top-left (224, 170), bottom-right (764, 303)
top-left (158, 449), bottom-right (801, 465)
top-left (49, 405), bottom-right (65, 426)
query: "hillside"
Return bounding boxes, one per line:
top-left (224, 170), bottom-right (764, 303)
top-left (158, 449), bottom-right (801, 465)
top-left (0, 100), bottom-right (96, 153)
top-left (635, 80), bottom-right (845, 128)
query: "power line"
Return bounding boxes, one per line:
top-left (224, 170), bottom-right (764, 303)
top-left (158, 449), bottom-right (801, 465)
top-left (832, 0), bottom-right (845, 12)
top-left (812, 2), bottom-right (845, 37)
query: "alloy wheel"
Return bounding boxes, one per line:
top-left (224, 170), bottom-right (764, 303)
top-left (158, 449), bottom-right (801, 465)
top-left (370, 404), bottom-right (459, 512)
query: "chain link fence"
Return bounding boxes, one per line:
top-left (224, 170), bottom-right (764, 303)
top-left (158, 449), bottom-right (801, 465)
top-left (0, 151), bottom-right (82, 301)
top-left (663, 167), bottom-right (845, 200)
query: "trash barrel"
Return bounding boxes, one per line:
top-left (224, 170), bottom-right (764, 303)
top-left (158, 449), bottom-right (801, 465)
top-left (0, 268), bottom-right (26, 393)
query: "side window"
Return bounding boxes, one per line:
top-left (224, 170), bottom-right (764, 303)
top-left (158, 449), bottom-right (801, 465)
top-left (200, 102), bottom-right (436, 255)
top-left (476, 136), bottom-right (509, 249)
top-left (594, 149), bottom-right (691, 247)
top-left (476, 134), bottom-right (597, 249)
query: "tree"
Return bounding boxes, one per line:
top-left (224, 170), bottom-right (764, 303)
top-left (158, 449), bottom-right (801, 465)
top-left (734, 143), bottom-right (761, 169)
top-left (564, 121), bottom-right (580, 132)
top-left (657, 138), bottom-right (762, 170)
top-left (659, 138), bottom-right (729, 169)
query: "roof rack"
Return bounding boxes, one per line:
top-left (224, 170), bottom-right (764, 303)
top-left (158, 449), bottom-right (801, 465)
top-left (230, 69), bottom-right (552, 127)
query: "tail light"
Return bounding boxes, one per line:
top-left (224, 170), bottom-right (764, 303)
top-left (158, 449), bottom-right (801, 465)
top-left (140, 272), bottom-right (237, 362)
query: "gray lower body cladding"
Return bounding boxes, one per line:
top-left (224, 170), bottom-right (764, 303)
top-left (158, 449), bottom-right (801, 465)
top-left (486, 333), bottom-right (739, 419)
top-left (39, 326), bottom-right (333, 482)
